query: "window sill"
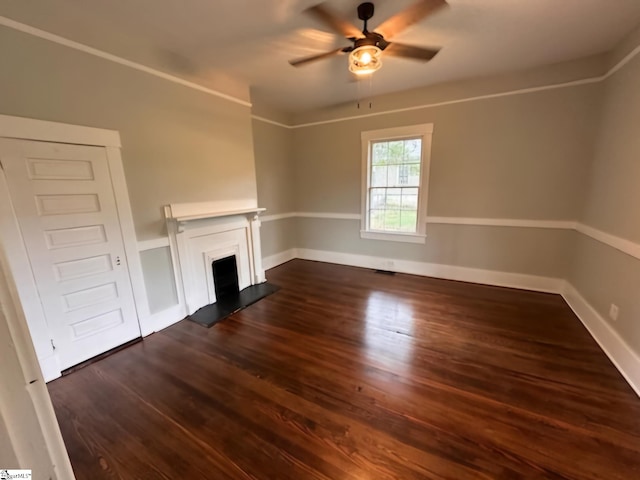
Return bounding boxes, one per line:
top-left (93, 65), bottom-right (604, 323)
top-left (360, 230), bottom-right (426, 244)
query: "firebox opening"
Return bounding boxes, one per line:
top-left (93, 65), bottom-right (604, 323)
top-left (212, 255), bottom-right (240, 302)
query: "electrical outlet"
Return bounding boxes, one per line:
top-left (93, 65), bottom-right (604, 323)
top-left (609, 304), bottom-right (619, 321)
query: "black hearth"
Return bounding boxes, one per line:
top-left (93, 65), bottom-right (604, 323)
top-left (187, 255), bottom-right (279, 328)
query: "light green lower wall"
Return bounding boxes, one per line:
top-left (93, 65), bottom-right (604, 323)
top-left (294, 218), bottom-right (572, 279)
top-left (569, 232), bottom-right (640, 355)
top-left (140, 247), bottom-right (178, 314)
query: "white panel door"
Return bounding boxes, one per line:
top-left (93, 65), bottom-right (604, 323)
top-left (0, 138), bottom-right (141, 370)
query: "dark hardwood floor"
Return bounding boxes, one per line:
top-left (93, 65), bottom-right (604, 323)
top-left (48, 259), bottom-right (640, 479)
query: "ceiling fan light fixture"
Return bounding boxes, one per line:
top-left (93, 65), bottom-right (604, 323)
top-left (349, 45), bottom-right (382, 75)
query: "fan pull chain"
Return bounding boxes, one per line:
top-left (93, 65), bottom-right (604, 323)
top-left (356, 74), bottom-right (374, 110)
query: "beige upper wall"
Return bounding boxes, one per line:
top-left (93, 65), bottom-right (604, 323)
top-left (252, 112), bottom-right (298, 260)
top-left (581, 52), bottom-right (640, 243)
top-left (0, 25), bottom-right (257, 241)
top-left (292, 82), bottom-right (601, 220)
top-left (252, 118), bottom-right (295, 215)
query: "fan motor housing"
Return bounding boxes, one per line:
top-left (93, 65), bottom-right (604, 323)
top-left (357, 2), bottom-right (375, 21)
top-left (354, 32), bottom-right (385, 49)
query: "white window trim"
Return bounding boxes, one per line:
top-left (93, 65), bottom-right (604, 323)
top-left (360, 123), bottom-right (434, 244)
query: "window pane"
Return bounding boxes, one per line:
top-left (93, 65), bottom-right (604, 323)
top-left (407, 163), bottom-right (421, 186)
top-left (401, 189), bottom-right (418, 210)
top-left (371, 165), bottom-right (388, 187)
top-left (405, 139), bottom-right (422, 163)
top-left (369, 188), bottom-right (386, 209)
top-left (384, 210), bottom-right (401, 231)
top-left (386, 164), bottom-right (400, 187)
top-left (386, 163), bottom-right (419, 187)
top-left (387, 141), bottom-right (404, 164)
top-left (365, 131), bottom-right (427, 236)
top-left (369, 210), bottom-right (385, 230)
top-left (398, 164), bottom-right (409, 185)
top-left (385, 190), bottom-right (401, 209)
top-left (400, 210), bottom-right (418, 232)
top-left (371, 142), bottom-right (388, 165)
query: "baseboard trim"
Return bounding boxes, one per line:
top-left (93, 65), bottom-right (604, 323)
top-left (263, 249), bottom-right (298, 271)
top-left (295, 248), bottom-right (563, 293)
top-left (561, 283), bottom-right (640, 398)
top-left (141, 303), bottom-right (186, 336)
top-left (263, 249), bottom-right (640, 397)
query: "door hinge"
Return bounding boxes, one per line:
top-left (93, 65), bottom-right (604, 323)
top-left (51, 339), bottom-right (56, 350)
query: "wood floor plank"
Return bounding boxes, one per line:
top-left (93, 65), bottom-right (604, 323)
top-left (161, 315), bottom-right (639, 479)
top-left (48, 259), bottom-right (640, 479)
top-left (48, 364), bottom-right (247, 479)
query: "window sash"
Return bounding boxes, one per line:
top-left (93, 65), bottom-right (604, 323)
top-left (367, 137), bottom-right (423, 234)
top-left (360, 124), bottom-right (433, 243)
top-left (367, 187), bottom-right (419, 233)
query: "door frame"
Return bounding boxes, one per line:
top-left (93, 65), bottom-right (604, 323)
top-left (0, 114), bottom-right (151, 381)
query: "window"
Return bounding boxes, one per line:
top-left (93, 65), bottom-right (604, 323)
top-left (361, 124), bottom-right (433, 243)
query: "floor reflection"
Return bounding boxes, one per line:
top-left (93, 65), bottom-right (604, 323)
top-left (364, 291), bottom-right (415, 372)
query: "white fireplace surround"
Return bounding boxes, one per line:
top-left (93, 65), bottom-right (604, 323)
top-left (164, 201), bottom-right (266, 315)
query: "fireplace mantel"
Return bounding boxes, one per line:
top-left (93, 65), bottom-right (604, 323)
top-left (165, 201), bottom-right (266, 227)
top-left (164, 200), bottom-right (266, 315)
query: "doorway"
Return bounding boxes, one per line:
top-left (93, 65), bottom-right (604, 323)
top-left (0, 115), bottom-right (149, 381)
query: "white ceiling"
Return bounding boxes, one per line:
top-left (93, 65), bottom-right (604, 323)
top-left (2, 0), bottom-right (640, 113)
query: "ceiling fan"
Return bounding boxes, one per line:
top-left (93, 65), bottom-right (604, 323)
top-left (289, 0), bottom-right (448, 75)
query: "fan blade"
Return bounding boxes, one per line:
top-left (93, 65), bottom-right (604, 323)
top-left (384, 42), bottom-right (440, 61)
top-left (289, 48), bottom-right (347, 67)
top-left (305, 4), bottom-right (362, 38)
top-left (375, 0), bottom-right (447, 39)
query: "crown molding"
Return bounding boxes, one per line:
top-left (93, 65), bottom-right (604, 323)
top-left (252, 39), bottom-right (640, 129)
top-left (5, 12), bottom-right (634, 131)
top-left (250, 115), bottom-right (291, 129)
top-left (605, 42), bottom-right (640, 79)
